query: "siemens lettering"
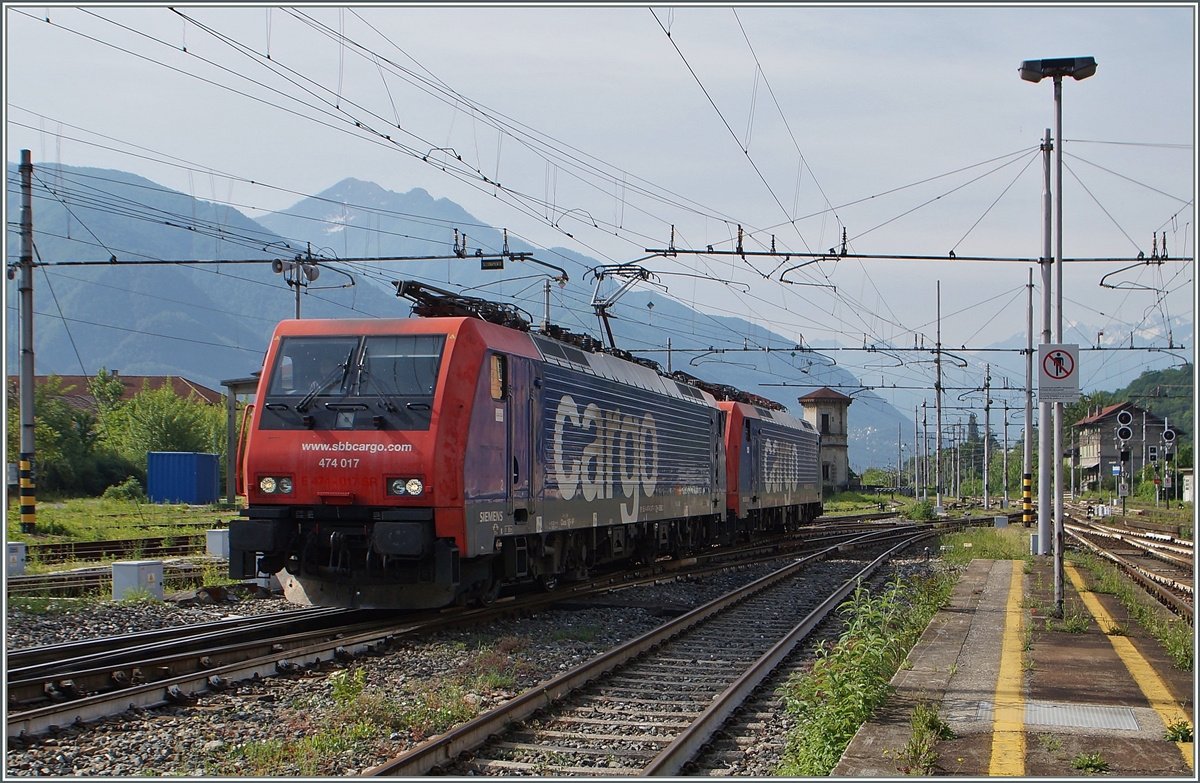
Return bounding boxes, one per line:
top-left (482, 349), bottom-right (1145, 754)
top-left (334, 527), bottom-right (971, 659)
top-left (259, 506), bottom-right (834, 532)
top-left (551, 394), bottom-right (658, 502)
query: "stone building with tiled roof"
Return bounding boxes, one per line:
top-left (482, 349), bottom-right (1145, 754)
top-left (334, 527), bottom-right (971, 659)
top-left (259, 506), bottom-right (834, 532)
top-left (798, 386), bottom-right (852, 491)
top-left (1074, 401), bottom-right (1168, 491)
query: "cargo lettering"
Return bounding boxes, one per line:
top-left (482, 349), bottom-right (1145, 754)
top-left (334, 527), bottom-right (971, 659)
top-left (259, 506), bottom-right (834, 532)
top-left (551, 394), bottom-right (658, 504)
top-left (763, 437), bottom-right (801, 493)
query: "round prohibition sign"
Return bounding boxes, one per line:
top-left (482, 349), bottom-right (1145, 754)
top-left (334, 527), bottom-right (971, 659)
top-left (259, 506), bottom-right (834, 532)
top-left (1043, 349), bottom-right (1074, 380)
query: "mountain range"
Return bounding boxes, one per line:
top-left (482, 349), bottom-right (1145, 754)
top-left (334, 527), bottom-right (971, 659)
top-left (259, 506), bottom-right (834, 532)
top-left (11, 162), bottom-right (1175, 469)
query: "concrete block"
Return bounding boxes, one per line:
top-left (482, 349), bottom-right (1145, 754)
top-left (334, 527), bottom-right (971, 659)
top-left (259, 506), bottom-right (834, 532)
top-left (1030, 533), bottom-right (1039, 556)
top-left (994, 515), bottom-right (1008, 528)
top-left (112, 560), bottom-right (164, 601)
top-left (206, 529), bottom-right (230, 559)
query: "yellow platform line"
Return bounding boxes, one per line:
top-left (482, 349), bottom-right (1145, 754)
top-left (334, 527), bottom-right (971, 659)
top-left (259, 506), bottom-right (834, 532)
top-left (989, 560), bottom-right (1026, 776)
top-left (1065, 562), bottom-right (1193, 770)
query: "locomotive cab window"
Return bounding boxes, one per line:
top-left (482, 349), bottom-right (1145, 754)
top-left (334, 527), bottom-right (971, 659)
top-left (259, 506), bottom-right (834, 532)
top-left (358, 335), bottom-right (446, 396)
top-left (268, 337), bottom-right (358, 396)
top-left (490, 353), bottom-right (508, 401)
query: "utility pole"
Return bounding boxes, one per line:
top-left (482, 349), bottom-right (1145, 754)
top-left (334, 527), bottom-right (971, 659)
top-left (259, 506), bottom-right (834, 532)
top-left (1039, 129), bottom-right (1053, 558)
top-left (1024, 268), bottom-right (1034, 529)
top-left (935, 282), bottom-right (944, 513)
top-left (1003, 399), bottom-right (1010, 509)
top-left (18, 150), bottom-right (37, 534)
top-left (922, 401), bottom-right (929, 502)
top-left (913, 406), bottom-right (919, 497)
top-left (984, 364), bottom-right (991, 510)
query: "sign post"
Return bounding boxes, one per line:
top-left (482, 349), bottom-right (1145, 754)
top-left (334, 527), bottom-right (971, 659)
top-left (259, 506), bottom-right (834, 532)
top-left (1037, 344), bottom-right (1080, 403)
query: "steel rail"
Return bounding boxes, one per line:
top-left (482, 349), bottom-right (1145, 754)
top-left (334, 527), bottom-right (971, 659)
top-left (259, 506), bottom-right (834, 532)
top-left (1066, 526), bottom-right (1193, 620)
top-left (6, 518), bottom-right (909, 740)
top-left (641, 532), bottom-right (933, 775)
top-left (363, 527), bottom-right (939, 777)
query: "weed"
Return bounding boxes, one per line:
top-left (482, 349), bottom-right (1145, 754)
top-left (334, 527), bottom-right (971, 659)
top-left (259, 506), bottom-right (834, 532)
top-left (328, 668), bottom-right (366, 705)
top-left (1070, 752), bottom-right (1109, 774)
top-left (1021, 624), bottom-right (1034, 652)
top-left (1104, 622), bottom-right (1130, 637)
top-left (1037, 733), bottom-right (1062, 753)
top-left (775, 571), bottom-right (955, 776)
top-left (895, 699), bottom-right (955, 774)
top-left (1022, 656), bottom-right (1036, 672)
top-left (1072, 554), bottom-right (1192, 671)
top-left (115, 586), bottom-right (162, 605)
top-left (1164, 719), bottom-right (1193, 742)
top-left (1063, 607), bottom-right (1092, 634)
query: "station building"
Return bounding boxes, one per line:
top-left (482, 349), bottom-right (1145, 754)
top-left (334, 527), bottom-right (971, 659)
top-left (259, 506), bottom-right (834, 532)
top-left (798, 386), bottom-right (852, 492)
top-left (1073, 401), bottom-right (1173, 491)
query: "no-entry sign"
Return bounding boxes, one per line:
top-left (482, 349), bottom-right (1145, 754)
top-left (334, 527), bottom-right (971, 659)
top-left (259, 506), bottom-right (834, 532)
top-left (1038, 344), bottom-right (1080, 402)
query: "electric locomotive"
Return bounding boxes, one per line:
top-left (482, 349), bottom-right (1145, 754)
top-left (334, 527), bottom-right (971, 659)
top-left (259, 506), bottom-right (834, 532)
top-left (229, 281), bottom-right (821, 609)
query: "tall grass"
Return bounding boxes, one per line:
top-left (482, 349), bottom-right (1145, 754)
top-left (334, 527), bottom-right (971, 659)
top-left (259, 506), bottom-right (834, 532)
top-left (775, 571), bottom-right (956, 776)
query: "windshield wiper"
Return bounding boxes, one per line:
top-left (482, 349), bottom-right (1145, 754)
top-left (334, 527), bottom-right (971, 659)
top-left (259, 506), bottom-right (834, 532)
top-left (297, 361), bottom-right (351, 413)
top-left (355, 348), bottom-right (398, 413)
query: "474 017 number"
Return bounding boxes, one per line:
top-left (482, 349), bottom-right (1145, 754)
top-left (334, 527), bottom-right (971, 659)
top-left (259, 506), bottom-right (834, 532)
top-left (318, 458), bottom-right (360, 468)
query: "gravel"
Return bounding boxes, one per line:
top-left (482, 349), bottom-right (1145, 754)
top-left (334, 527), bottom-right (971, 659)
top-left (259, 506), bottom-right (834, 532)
top-left (5, 555), bottom-right (939, 777)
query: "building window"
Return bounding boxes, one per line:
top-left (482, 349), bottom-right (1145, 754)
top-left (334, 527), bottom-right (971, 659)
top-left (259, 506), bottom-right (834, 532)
top-left (821, 413), bottom-right (830, 435)
top-left (822, 463), bottom-right (831, 481)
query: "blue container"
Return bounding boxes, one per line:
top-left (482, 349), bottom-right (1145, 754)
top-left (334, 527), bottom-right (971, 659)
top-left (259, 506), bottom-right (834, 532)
top-left (147, 452), bottom-right (220, 505)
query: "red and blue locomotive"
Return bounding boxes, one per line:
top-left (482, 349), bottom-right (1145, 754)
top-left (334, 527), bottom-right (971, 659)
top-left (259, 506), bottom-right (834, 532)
top-left (229, 282), bottom-right (822, 609)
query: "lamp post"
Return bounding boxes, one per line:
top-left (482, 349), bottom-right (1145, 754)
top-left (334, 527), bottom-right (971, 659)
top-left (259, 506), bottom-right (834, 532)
top-left (1020, 56), bottom-right (1096, 617)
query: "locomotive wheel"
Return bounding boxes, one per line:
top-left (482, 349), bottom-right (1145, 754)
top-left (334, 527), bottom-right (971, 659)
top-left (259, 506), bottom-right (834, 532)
top-left (476, 576), bottom-right (502, 607)
top-left (537, 573), bottom-right (559, 592)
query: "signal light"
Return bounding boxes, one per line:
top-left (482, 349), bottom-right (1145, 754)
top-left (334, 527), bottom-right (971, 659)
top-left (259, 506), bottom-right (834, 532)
top-left (1163, 429), bottom-right (1176, 443)
top-left (1116, 410), bottom-right (1134, 426)
top-left (1116, 425), bottom-right (1133, 442)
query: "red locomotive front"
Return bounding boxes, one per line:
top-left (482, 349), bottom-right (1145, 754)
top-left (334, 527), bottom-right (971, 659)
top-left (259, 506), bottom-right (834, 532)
top-left (230, 315), bottom-right (517, 608)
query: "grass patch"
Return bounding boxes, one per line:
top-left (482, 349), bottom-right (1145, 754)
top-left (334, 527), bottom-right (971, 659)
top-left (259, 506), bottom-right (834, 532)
top-left (548, 625), bottom-right (601, 643)
top-left (6, 497), bottom-right (229, 544)
top-left (822, 491), bottom-right (895, 516)
top-left (1071, 554), bottom-right (1193, 671)
top-left (1037, 733), bottom-right (1063, 753)
top-left (935, 527), bottom-right (1029, 566)
top-left (775, 570), bottom-right (956, 776)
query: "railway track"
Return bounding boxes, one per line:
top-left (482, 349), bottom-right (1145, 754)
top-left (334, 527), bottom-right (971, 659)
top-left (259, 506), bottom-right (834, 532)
top-left (364, 527), bottom-right (935, 776)
top-left (19, 534), bottom-right (214, 565)
top-left (1065, 514), bottom-right (1193, 620)
top-left (6, 562), bottom-right (217, 597)
top-left (7, 516), bottom-right (942, 742)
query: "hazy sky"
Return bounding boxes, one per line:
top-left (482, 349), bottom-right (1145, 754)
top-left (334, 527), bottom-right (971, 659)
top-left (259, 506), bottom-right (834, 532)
top-left (4, 3), bottom-right (1195, 419)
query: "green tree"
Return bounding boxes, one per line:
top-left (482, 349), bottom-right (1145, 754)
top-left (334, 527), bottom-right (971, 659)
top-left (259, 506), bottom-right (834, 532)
top-left (101, 380), bottom-right (226, 473)
top-left (6, 375), bottom-right (138, 497)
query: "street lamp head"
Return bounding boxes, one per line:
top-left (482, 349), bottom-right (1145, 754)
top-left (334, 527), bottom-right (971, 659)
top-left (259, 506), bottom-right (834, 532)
top-left (1019, 56), bottom-right (1097, 83)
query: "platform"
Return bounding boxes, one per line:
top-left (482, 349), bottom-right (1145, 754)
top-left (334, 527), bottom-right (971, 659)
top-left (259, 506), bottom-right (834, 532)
top-left (832, 557), bottom-right (1195, 777)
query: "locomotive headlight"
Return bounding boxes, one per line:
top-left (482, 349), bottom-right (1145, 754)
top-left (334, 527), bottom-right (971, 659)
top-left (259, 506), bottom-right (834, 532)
top-left (258, 476), bottom-right (293, 494)
top-left (386, 477), bottom-right (424, 496)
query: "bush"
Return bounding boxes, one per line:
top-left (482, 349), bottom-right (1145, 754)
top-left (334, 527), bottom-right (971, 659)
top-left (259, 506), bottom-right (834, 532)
top-left (102, 477), bottom-right (145, 502)
top-left (905, 500), bottom-right (936, 520)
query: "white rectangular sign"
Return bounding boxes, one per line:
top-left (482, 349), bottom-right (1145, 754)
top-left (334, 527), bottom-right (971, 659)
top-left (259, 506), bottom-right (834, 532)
top-left (1038, 343), bottom-right (1080, 402)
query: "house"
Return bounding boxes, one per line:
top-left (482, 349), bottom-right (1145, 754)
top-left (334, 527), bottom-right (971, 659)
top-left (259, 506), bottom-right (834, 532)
top-left (1074, 402), bottom-right (1171, 491)
top-left (6, 371), bottom-right (222, 412)
top-left (798, 386), bottom-right (853, 491)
